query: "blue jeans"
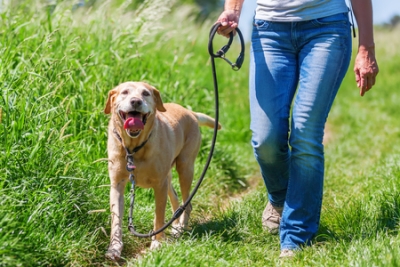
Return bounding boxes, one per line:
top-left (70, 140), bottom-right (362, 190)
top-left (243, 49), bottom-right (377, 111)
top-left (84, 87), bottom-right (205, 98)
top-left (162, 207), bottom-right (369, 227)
top-left (250, 12), bottom-right (352, 250)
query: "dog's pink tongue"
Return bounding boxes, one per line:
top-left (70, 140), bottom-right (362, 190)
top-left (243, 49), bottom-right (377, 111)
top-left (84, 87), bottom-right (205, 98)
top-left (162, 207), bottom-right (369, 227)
top-left (124, 117), bottom-right (144, 130)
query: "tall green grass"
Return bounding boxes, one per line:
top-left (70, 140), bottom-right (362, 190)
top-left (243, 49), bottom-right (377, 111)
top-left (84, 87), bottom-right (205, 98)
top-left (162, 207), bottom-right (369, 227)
top-left (0, 1), bottom-right (253, 266)
top-left (1, 1), bottom-right (400, 266)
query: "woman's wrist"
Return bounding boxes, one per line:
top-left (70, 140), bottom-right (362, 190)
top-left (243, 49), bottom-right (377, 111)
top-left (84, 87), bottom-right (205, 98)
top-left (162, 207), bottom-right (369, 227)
top-left (224, 0), bottom-right (243, 14)
top-left (358, 43), bottom-right (375, 51)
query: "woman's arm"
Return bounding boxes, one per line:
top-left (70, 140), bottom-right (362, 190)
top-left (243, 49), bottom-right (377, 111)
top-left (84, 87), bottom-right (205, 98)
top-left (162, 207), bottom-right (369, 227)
top-left (351, 0), bottom-right (379, 96)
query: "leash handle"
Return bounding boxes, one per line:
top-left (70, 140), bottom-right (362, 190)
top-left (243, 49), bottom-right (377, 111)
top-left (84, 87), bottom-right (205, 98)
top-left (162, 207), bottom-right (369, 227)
top-left (208, 22), bottom-right (245, 71)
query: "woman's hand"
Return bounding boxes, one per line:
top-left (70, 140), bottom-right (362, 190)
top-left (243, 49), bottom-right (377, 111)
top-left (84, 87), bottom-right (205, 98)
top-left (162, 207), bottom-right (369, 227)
top-left (354, 45), bottom-right (379, 96)
top-left (216, 10), bottom-right (240, 38)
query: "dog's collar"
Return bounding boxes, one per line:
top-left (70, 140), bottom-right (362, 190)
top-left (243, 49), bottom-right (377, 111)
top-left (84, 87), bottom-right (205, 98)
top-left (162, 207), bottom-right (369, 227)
top-left (113, 128), bottom-right (152, 172)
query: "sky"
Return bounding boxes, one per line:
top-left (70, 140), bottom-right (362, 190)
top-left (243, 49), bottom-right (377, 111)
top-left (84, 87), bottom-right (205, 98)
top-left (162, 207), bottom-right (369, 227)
top-left (239, 0), bottom-right (400, 40)
top-left (372, 0), bottom-right (400, 24)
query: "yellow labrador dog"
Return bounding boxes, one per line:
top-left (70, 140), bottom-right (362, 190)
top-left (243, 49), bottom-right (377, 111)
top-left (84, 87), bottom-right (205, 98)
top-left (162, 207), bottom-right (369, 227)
top-left (104, 81), bottom-right (220, 260)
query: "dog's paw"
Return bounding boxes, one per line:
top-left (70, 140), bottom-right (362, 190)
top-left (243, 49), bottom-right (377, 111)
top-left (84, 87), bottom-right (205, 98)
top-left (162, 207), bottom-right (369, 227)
top-left (105, 248), bottom-right (121, 261)
top-left (150, 239), bottom-right (162, 250)
top-left (105, 241), bottom-right (123, 261)
top-left (171, 224), bottom-right (191, 238)
top-left (171, 226), bottom-right (183, 238)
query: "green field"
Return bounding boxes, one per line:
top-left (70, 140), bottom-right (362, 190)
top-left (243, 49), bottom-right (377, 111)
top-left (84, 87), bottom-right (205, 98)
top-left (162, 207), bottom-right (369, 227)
top-left (1, 1), bottom-right (400, 266)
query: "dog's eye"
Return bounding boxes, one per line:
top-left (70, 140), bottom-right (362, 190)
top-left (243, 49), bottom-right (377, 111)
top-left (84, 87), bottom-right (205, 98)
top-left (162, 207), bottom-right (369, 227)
top-left (142, 90), bottom-right (150, 97)
top-left (121, 89), bottom-right (129, 95)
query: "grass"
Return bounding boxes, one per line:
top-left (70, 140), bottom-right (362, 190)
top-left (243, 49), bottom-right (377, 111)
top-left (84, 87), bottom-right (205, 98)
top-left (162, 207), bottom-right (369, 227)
top-left (1, 1), bottom-right (400, 266)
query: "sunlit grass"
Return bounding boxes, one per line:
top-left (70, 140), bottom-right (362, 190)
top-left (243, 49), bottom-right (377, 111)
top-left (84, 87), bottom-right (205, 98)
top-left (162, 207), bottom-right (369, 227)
top-left (1, 1), bottom-right (400, 266)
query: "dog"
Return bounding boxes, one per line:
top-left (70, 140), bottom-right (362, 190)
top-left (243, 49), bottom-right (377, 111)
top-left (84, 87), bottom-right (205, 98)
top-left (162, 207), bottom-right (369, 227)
top-left (104, 81), bottom-right (221, 260)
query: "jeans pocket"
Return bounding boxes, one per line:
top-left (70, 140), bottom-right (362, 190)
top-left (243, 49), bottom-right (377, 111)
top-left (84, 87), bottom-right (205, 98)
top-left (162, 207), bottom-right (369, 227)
top-left (311, 12), bottom-right (349, 26)
top-left (253, 19), bottom-right (271, 30)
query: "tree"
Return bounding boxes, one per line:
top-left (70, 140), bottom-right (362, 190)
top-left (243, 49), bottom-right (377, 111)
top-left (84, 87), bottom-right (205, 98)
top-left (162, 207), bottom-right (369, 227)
top-left (389, 14), bottom-right (400, 27)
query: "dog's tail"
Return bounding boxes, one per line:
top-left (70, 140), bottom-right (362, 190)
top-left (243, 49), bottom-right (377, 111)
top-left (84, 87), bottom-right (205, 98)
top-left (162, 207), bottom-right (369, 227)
top-left (193, 112), bottom-right (222, 130)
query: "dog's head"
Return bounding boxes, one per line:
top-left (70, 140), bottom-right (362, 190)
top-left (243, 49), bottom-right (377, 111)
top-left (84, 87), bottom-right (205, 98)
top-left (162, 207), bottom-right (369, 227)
top-left (104, 82), bottom-right (166, 138)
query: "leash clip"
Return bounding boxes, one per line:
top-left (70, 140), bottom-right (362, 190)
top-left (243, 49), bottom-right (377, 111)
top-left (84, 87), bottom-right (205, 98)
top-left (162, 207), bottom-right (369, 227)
top-left (216, 44), bottom-right (230, 57)
top-left (220, 53), bottom-right (243, 71)
top-left (126, 153), bottom-right (136, 172)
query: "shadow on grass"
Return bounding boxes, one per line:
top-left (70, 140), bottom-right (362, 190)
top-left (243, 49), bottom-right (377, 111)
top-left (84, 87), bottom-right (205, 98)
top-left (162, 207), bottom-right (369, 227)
top-left (188, 211), bottom-right (245, 243)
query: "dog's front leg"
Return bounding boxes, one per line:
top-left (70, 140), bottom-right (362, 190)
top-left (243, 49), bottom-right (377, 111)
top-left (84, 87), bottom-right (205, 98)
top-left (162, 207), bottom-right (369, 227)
top-left (150, 183), bottom-right (168, 250)
top-left (106, 178), bottom-right (128, 260)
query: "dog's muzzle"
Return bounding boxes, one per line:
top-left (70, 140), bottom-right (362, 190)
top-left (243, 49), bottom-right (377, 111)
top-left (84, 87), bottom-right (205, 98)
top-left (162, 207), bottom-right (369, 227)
top-left (118, 110), bottom-right (149, 138)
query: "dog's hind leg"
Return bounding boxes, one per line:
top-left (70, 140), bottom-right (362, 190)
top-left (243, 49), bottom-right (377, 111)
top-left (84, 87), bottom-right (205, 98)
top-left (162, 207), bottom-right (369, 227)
top-left (174, 157), bottom-right (195, 234)
top-left (167, 173), bottom-right (180, 222)
top-left (150, 181), bottom-right (168, 249)
top-left (168, 171), bottom-right (188, 236)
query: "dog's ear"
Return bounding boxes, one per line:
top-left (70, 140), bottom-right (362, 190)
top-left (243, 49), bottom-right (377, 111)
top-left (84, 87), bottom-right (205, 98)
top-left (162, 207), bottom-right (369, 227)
top-left (104, 87), bottom-right (118, 114)
top-left (152, 88), bottom-right (167, 112)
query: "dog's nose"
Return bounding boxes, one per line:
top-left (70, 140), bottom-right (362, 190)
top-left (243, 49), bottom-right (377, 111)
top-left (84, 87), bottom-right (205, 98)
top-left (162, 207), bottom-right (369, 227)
top-left (130, 98), bottom-right (143, 108)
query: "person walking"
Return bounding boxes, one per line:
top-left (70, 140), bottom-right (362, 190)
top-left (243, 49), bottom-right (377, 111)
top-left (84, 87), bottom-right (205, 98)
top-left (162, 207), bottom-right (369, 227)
top-left (216, 0), bottom-right (379, 258)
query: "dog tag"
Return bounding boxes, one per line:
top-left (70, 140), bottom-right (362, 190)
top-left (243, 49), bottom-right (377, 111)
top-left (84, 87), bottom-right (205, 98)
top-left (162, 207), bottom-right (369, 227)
top-left (126, 163), bottom-right (136, 172)
top-left (126, 155), bottom-right (136, 172)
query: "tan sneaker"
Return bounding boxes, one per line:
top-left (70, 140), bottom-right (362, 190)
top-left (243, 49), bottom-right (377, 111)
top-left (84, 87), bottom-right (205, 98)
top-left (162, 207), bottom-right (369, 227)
top-left (262, 202), bottom-right (283, 234)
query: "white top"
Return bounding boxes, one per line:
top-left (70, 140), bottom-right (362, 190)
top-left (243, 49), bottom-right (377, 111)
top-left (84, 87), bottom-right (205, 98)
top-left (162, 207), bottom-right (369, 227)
top-left (255, 0), bottom-right (349, 22)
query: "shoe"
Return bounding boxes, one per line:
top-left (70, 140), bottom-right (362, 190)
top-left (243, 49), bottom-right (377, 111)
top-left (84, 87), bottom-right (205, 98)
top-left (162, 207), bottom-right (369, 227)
top-left (262, 202), bottom-right (283, 234)
top-left (279, 249), bottom-right (295, 258)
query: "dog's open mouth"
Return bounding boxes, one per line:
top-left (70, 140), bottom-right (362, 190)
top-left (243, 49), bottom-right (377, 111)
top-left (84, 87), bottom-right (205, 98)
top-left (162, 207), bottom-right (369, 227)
top-left (119, 111), bottom-right (149, 138)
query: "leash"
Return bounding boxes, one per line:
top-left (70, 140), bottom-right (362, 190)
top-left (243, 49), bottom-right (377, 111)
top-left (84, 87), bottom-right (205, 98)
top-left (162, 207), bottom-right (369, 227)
top-left (208, 22), bottom-right (245, 71)
top-left (126, 23), bottom-right (245, 238)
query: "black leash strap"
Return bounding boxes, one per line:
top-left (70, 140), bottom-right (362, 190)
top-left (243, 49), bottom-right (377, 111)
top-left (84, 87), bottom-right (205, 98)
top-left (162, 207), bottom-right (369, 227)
top-left (127, 23), bottom-right (245, 238)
